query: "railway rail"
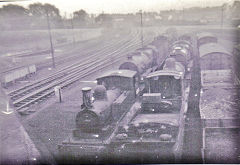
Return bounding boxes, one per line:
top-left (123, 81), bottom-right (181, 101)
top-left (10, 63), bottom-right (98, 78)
top-left (7, 30), bottom-right (140, 98)
top-left (8, 29), bottom-right (154, 114)
top-left (36, 29), bottom-right (137, 69)
top-left (0, 30), bottom-right (133, 76)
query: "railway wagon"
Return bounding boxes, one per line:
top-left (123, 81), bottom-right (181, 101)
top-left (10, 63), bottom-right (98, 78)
top-left (199, 42), bottom-right (240, 163)
top-left (233, 44), bottom-right (240, 82)
top-left (199, 43), bottom-right (232, 70)
top-left (119, 48), bottom-right (158, 79)
top-left (110, 58), bottom-right (191, 163)
top-left (197, 32), bottom-right (217, 47)
top-left (119, 35), bottom-right (168, 80)
top-left (58, 70), bottom-right (140, 161)
top-left (109, 39), bottom-right (193, 163)
top-left (178, 33), bottom-right (192, 44)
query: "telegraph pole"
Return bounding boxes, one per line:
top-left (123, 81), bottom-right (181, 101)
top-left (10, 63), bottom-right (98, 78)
top-left (46, 10), bottom-right (56, 68)
top-left (71, 14), bottom-right (76, 45)
top-left (139, 10), bottom-right (143, 48)
top-left (221, 5), bottom-right (224, 29)
top-left (182, 7), bottom-right (185, 21)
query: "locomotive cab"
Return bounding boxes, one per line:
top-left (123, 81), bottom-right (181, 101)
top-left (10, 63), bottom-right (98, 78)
top-left (143, 70), bottom-right (184, 113)
top-left (96, 70), bottom-right (139, 95)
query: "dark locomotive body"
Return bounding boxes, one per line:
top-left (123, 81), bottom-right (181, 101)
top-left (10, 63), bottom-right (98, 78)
top-left (110, 37), bottom-right (193, 162)
top-left (58, 33), bottom-right (169, 161)
top-left (59, 70), bottom-right (138, 159)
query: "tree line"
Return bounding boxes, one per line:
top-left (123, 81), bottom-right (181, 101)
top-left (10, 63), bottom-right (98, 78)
top-left (0, 3), bottom-right (112, 30)
top-left (1, 1), bottom-right (240, 30)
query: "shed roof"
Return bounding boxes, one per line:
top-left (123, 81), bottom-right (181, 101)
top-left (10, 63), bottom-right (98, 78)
top-left (146, 70), bottom-right (183, 79)
top-left (96, 69), bottom-right (137, 80)
top-left (199, 43), bottom-right (232, 58)
top-left (197, 32), bottom-right (216, 40)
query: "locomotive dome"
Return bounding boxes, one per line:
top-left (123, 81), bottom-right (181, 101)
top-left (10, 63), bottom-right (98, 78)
top-left (94, 85), bottom-right (107, 100)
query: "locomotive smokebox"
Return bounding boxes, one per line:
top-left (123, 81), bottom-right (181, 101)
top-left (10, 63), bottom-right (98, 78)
top-left (81, 87), bottom-right (92, 109)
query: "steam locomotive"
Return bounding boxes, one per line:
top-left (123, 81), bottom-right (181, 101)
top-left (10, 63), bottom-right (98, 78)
top-left (58, 34), bottom-right (169, 161)
top-left (110, 36), bottom-right (193, 163)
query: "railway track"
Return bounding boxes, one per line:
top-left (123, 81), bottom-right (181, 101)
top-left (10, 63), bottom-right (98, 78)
top-left (36, 29), bottom-right (135, 69)
top-left (8, 30), bottom-right (140, 99)
top-left (37, 28), bottom-right (155, 70)
top-left (0, 29), bottom-right (132, 76)
top-left (9, 29), bottom-right (154, 114)
top-left (8, 30), bottom-right (139, 96)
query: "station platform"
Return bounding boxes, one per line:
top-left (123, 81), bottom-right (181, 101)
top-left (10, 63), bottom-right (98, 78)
top-left (0, 89), bottom-right (40, 164)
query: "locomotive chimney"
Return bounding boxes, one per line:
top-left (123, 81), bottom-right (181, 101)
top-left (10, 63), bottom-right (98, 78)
top-left (81, 87), bottom-right (92, 108)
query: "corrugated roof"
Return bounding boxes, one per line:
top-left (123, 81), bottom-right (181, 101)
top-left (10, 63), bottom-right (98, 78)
top-left (146, 70), bottom-right (183, 79)
top-left (199, 43), bottom-right (232, 58)
top-left (96, 69), bottom-right (137, 79)
top-left (196, 32), bottom-right (216, 40)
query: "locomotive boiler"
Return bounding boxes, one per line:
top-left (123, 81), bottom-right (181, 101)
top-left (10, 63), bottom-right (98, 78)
top-left (169, 40), bottom-right (193, 72)
top-left (119, 34), bottom-right (169, 80)
top-left (76, 85), bottom-right (121, 132)
top-left (119, 46), bottom-right (159, 78)
top-left (59, 70), bottom-right (139, 159)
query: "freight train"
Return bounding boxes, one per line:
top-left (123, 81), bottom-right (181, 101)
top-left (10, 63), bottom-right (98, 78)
top-left (198, 34), bottom-right (240, 163)
top-left (110, 36), bottom-right (193, 163)
top-left (58, 34), bottom-right (169, 161)
top-left (233, 44), bottom-right (240, 81)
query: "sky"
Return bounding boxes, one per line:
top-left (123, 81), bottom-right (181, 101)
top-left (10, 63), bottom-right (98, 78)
top-left (0, 0), bottom-right (234, 16)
